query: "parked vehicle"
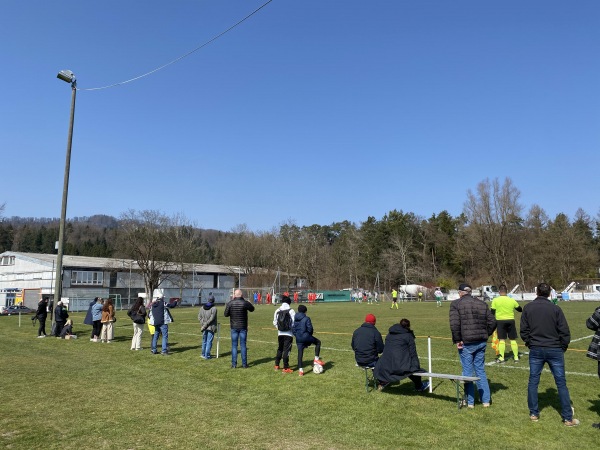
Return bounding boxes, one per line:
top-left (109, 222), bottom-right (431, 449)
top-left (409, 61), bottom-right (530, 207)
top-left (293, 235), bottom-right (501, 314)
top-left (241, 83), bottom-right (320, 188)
top-left (0, 305), bottom-right (34, 315)
top-left (473, 285), bottom-right (499, 301)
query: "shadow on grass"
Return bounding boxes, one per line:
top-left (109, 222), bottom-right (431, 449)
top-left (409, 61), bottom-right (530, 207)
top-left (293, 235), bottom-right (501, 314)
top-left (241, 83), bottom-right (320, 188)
top-left (168, 344), bottom-right (199, 353)
top-left (587, 394), bottom-right (600, 415)
top-left (489, 381), bottom-right (509, 395)
top-left (379, 381), bottom-right (458, 404)
top-left (537, 388), bottom-right (563, 417)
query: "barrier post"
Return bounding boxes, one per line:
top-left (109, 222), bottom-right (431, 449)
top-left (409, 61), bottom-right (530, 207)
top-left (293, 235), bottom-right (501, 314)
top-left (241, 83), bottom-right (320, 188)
top-left (216, 322), bottom-right (220, 358)
top-left (428, 336), bottom-right (432, 393)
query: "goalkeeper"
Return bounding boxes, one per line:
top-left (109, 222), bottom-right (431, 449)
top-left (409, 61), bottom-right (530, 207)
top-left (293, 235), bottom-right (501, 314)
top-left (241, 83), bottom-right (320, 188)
top-left (490, 285), bottom-right (523, 363)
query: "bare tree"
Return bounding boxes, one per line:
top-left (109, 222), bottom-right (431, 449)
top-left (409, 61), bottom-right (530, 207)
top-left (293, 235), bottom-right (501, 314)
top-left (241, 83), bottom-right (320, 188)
top-left (117, 210), bottom-right (175, 300)
top-left (168, 214), bottom-right (202, 301)
top-left (463, 177), bottom-right (523, 285)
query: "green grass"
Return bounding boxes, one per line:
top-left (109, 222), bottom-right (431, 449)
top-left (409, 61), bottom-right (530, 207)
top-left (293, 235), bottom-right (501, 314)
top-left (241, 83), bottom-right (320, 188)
top-left (1, 301), bottom-right (599, 449)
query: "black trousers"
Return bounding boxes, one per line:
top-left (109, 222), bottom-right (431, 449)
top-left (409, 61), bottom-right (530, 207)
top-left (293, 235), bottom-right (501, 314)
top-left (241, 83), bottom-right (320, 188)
top-left (55, 321), bottom-right (65, 337)
top-left (38, 317), bottom-right (46, 336)
top-left (297, 337), bottom-right (321, 370)
top-left (92, 320), bottom-right (102, 338)
top-left (275, 335), bottom-right (293, 368)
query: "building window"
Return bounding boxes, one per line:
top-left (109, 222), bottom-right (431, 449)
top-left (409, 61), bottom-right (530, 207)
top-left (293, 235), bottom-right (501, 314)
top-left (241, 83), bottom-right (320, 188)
top-left (0, 256), bottom-right (15, 265)
top-left (71, 270), bottom-right (103, 285)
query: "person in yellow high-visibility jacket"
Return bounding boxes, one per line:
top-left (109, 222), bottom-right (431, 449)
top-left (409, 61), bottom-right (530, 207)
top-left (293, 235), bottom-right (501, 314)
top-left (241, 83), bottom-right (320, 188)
top-left (490, 285), bottom-right (523, 363)
top-left (391, 289), bottom-right (398, 309)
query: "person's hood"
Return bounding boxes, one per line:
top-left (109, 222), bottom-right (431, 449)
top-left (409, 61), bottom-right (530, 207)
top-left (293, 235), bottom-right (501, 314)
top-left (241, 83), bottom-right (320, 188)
top-left (294, 312), bottom-right (306, 321)
top-left (279, 303), bottom-right (291, 311)
top-left (361, 322), bottom-right (376, 329)
top-left (203, 302), bottom-right (214, 310)
top-left (388, 323), bottom-right (409, 335)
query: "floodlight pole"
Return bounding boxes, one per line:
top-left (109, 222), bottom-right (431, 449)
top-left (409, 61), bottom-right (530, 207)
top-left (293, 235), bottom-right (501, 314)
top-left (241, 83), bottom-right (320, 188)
top-left (53, 74), bottom-right (77, 322)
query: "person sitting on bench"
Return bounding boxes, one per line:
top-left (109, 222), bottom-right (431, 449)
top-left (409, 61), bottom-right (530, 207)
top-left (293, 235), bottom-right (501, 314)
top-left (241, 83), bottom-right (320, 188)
top-left (351, 314), bottom-right (384, 368)
top-left (374, 318), bottom-right (429, 392)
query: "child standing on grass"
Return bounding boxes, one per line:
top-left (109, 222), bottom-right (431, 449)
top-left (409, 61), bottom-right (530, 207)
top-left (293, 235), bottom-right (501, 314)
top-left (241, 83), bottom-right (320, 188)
top-left (273, 295), bottom-right (295, 373)
top-left (292, 305), bottom-right (324, 376)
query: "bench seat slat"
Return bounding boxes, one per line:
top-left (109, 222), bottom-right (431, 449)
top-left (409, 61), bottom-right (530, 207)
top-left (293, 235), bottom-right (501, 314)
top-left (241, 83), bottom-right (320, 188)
top-left (418, 372), bottom-right (480, 382)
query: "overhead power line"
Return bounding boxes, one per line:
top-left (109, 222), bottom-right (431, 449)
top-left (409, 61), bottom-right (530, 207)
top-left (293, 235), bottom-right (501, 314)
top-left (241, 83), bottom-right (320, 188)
top-left (79, 0), bottom-right (274, 91)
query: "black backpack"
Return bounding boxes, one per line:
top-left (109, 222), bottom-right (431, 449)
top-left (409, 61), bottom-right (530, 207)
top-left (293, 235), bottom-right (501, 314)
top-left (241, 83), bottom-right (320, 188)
top-left (276, 309), bottom-right (292, 331)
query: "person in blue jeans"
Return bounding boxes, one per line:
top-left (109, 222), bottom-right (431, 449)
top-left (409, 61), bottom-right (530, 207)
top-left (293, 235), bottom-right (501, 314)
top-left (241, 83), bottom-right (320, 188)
top-left (520, 283), bottom-right (579, 426)
top-left (198, 294), bottom-right (218, 359)
top-left (449, 283), bottom-right (496, 408)
top-left (150, 298), bottom-right (173, 356)
top-left (224, 289), bottom-right (255, 368)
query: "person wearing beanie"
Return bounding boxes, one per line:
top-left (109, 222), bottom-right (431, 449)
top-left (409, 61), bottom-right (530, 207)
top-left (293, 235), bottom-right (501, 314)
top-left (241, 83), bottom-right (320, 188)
top-left (374, 318), bottom-right (429, 392)
top-left (351, 314), bottom-right (384, 368)
top-left (198, 295), bottom-right (218, 359)
top-left (292, 305), bottom-right (324, 376)
top-left (273, 295), bottom-right (296, 373)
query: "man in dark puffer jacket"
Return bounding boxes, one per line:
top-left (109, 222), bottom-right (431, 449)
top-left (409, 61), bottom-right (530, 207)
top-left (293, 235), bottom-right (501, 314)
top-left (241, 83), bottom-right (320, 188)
top-left (449, 283), bottom-right (496, 408)
top-left (224, 289), bottom-right (255, 368)
top-left (351, 314), bottom-right (384, 367)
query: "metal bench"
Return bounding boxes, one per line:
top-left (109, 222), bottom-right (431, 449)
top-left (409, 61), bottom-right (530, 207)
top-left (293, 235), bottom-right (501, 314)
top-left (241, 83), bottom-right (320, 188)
top-left (418, 372), bottom-right (480, 409)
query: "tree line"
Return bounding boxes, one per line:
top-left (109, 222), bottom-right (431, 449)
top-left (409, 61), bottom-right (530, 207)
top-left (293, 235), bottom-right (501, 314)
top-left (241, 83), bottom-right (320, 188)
top-left (1, 178), bottom-right (598, 292)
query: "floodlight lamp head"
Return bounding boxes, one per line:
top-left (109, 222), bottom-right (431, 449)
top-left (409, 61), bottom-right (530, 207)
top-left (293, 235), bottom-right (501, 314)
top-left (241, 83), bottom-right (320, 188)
top-left (57, 70), bottom-right (75, 84)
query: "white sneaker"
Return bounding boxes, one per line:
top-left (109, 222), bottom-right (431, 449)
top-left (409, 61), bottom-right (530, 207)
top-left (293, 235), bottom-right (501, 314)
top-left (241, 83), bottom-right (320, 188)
top-left (37, 335), bottom-right (45, 338)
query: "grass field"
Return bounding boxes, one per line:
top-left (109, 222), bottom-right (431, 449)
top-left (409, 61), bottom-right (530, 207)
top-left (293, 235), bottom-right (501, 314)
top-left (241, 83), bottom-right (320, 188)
top-left (1, 300), bottom-right (599, 449)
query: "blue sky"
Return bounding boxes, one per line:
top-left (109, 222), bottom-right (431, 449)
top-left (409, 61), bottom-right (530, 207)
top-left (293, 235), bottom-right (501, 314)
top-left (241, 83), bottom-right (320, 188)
top-left (2, 0), bottom-right (599, 231)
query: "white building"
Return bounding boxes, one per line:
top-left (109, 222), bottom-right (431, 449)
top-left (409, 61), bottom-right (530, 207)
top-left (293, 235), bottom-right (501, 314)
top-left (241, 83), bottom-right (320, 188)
top-left (0, 251), bottom-right (244, 310)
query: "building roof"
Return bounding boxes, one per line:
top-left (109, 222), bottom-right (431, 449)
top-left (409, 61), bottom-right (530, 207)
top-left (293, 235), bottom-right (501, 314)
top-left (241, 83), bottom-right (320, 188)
top-left (1, 252), bottom-right (243, 275)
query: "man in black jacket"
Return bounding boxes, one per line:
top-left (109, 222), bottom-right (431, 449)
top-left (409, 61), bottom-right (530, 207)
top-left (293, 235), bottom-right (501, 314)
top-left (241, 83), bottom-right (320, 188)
top-left (351, 314), bottom-right (384, 367)
top-left (449, 283), bottom-right (496, 408)
top-left (520, 283), bottom-right (579, 426)
top-left (36, 297), bottom-right (49, 338)
top-left (224, 289), bottom-right (255, 368)
top-left (54, 301), bottom-right (69, 337)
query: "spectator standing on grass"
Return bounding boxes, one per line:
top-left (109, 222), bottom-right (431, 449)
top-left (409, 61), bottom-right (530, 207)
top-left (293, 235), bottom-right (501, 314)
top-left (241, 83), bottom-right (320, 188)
top-left (198, 294), bottom-right (218, 359)
top-left (490, 285), bottom-right (522, 364)
top-left (224, 289), bottom-right (255, 368)
top-left (83, 298), bottom-right (95, 338)
top-left (36, 297), bottom-right (49, 338)
top-left (100, 298), bottom-right (115, 343)
top-left (374, 318), bottom-right (430, 392)
top-left (273, 295), bottom-right (295, 373)
top-left (520, 282), bottom-right (579, 426)
top-left (91, 297), bottom-right (104, 342)
top-left (150, 297), bottom-right (173, 356)
top-left (54, 300), bottom-right (69, 337)
top-left (586, 304), bottom-right (600, 430)
top-left (449, 283), bottom-right (496, 408)
top-left (351, 314), bottom-right (384, 367)
top-left (292, 305), bottom-right (324, 376)
top-left (127, 297), bottom-right (147, 351)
